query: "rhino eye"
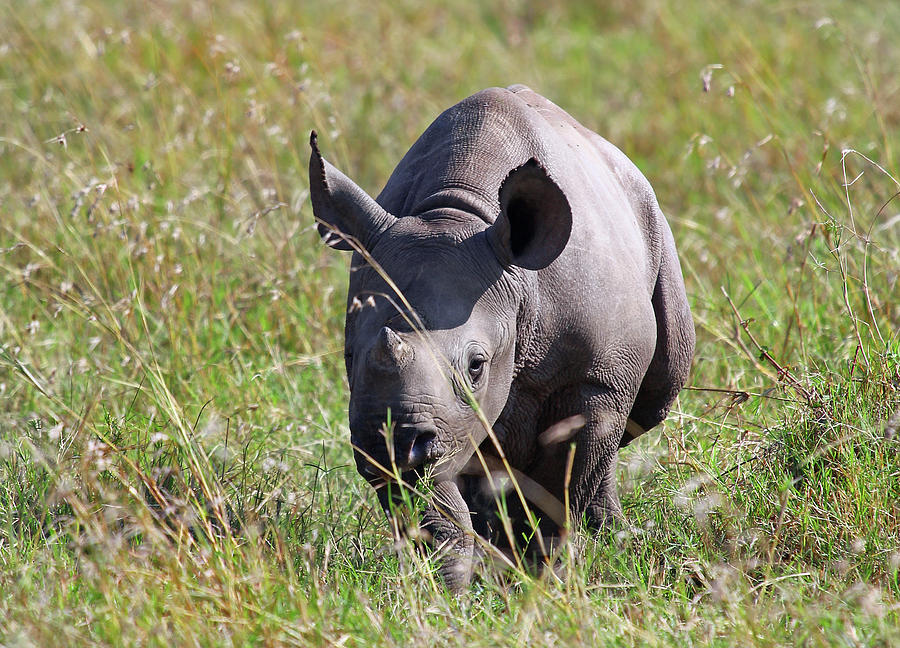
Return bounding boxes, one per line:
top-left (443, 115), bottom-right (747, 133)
top-left (467, 354), bottom-right (486, 384)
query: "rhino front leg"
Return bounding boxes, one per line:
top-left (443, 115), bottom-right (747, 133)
top-left (567, 394), bottom-right (629, 531)
top-left (421, 479), bottom-right (475, 591)
top-left (581, 447), bottom-right (623, 530)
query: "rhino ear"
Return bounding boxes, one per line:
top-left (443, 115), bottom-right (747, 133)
top-left (489, 158), bottom-right (572, 270)
top-left (308, 131), bottom-right (397, 251)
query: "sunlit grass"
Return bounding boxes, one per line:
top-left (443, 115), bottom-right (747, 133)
top-left (1, 0), bottom-right (899, 645)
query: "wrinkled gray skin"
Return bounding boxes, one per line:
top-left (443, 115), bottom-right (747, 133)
top-left (308, 85), bottom-right (694, 590)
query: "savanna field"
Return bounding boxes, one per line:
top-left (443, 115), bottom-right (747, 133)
top-left (1, 0), bottom-right (899, 645)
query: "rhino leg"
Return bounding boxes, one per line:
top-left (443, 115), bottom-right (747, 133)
top-left (627, 216), bottom-right (695, 442)
top-left (421, 480), bottom-right (475, 591)
top-left (566, 392), bottom-right (630, 531)
top-left (582, 449), bottom-right (624, 530)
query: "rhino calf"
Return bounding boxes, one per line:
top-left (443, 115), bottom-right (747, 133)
top-left (309, 85), bottom-right (694, 589)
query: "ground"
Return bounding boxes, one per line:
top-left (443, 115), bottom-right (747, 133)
top-left (1, 0), bottom-right (898, 645)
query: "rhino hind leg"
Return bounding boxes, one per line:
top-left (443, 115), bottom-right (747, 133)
top-left (625, 217), bottom-right (695, 445)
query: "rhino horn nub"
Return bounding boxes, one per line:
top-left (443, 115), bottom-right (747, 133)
top-left (309, 131), bottom-right (397, 252)
top-left (369, 326), bottom-right (413, 370)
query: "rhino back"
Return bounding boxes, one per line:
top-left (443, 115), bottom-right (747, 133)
top-left (375, 87), bottom-right (542, 220)
top-left (378, 86), bottom-right (661, 284)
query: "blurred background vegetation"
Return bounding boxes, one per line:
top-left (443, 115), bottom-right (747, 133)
top-left (1, 1), bottom-right (898, 645)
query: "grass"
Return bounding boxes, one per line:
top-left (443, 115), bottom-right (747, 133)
top-left (1, 0), bottom-right (899, 645)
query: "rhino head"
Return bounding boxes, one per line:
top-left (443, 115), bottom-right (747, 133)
top-left (308, 131), bottom-right (572, 492)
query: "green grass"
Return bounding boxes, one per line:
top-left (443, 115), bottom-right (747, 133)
top-left (2, 0), bottom-right (899, 645)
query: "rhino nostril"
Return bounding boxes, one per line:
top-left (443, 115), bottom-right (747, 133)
top-left (399, 430), bottom-right (437, 468)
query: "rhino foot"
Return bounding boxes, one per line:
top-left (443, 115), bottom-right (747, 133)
top-left (421, 480), bottom-right (475, 591)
